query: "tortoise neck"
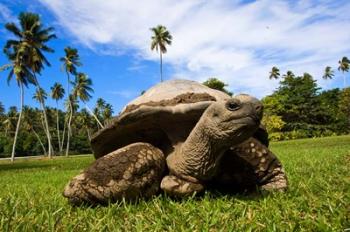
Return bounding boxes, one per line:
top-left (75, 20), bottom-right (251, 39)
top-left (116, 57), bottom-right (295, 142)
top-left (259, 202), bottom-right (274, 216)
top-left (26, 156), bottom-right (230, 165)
top-left (166, 116), bottom-right (226, 181)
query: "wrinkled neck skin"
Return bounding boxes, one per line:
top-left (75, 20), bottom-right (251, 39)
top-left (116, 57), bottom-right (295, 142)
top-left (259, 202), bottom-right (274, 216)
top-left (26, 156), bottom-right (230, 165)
top-left (167, 116), bottom-right (236, 182)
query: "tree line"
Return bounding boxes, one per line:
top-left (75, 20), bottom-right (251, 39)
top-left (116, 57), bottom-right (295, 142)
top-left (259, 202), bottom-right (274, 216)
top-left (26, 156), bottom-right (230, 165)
top-left (0, 97), bottom-right (113, 158)
top-left (264, 62), bottom-right (349, 140)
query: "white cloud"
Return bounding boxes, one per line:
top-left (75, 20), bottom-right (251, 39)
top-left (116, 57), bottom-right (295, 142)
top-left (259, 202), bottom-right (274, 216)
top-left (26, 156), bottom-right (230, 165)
top-left (39, 0), bottom-right (350, 98)
top-left (0, 3), bottom-right (16, 22)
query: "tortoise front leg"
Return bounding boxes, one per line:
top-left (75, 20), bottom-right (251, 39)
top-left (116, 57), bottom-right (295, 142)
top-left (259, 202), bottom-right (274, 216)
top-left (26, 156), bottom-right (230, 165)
top-left (160, 174), bottom-right (204, 197)
top-left (63, 142), bottom-right (165, 205)
top-left (214, 137), bottom-right (288, 192)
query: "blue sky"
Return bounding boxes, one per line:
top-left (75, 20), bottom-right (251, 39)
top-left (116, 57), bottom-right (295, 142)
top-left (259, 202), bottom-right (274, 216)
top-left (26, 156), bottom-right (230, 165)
top-left (0, 0), bottom-right (349, 114)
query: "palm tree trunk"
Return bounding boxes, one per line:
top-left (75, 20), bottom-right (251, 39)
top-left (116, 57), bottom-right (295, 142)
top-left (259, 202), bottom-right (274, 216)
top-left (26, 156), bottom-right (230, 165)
top-left (11, 82), bottom-right (24, 162)
top-left (66, 71), bottom-right (70, 95)
top-left (39, 99), bottom-right (53, 158)
top-left (32, 128), bottom-right (47, 156)
top-left (86, 128), bottom-right (91, 141)
top-left (33, 75), bottom-right (53, 158)
top-left (65, 108), bottom-right (73, 156)
top-left (65, 71), bottom-right (72, 156)
top-left (60, 116), bottom-right (67, 152)
top-left (160, 51), bottom-right (163, 82)
top-left (56, 101), bottom-right (61, 153)
top-left (85, 105), bottom-right (104, 128)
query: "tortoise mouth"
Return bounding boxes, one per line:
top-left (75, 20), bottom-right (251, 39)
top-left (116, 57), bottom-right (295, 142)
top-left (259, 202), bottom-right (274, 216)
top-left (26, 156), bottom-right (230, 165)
top-left (222, 114), bottom-right (260, 127)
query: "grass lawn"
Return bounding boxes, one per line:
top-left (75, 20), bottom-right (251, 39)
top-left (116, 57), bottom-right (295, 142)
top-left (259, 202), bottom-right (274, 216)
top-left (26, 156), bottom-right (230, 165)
top-left (0, 136), bottom-right (349, 231)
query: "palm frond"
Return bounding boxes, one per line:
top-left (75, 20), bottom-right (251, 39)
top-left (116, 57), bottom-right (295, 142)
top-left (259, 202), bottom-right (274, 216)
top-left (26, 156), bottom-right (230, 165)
top-left (4, 23), bottom-right (22, 38)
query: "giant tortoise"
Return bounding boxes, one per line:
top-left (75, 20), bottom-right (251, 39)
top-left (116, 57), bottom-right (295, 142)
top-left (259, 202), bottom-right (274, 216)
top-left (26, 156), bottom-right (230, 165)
top-left (63, 79), bottom-right (287, 205)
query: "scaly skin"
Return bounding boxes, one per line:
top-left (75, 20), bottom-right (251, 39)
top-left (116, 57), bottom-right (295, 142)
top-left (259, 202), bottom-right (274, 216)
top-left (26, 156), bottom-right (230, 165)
top-left (63, 143), bottom-right (165, 205)
top-left (213, 137), bottom-right (288, 192)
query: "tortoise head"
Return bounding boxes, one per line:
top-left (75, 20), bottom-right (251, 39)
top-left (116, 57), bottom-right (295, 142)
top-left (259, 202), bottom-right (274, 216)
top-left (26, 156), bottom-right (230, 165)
top-left (200, 97), bottom-right (263, 145)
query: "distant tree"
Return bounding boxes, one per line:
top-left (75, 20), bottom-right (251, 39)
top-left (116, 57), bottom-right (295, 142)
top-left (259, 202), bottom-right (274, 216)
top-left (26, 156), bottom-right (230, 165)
top-left (32, 87), bottom-right (54, 157)
top-left (2, 107), bottom-right (18, 137)
top-left (203, 78), bottom-right (233, 96)
top-left (77, 109), bottom-right (94, 140)
top-left (102, 103), bottom-right (113, 126)
top-left (93, 98), bottom-right (107, 128)
top-left (60, 47), bottom-right (81, 94)
top-left (51, 83), bottom-right (65, 152)
top-left (67, 73), bottom-right (93, 156)
top-left (270, 73), bottom-right (323, 131)
top-left (2, 118), bottom-right (14, 136)
top-left (339, 87), bottom-right (350, 130)
top-left (0, 101), bottom-right (4, 131)
top-left (4, 12), bottom-right (56, 158)
top-left (282, 71), bottom-right (295, 80)
top-left (323, 66), bottom-right (334, 80)
top-left (0, 101), bottom-right (4, 116)
top-left (72, 73), bottom-right (93, 102)
top-left (150, 25), bottom-right (172, 82)
top-left (338, 56), bottom-right (350, 87)
top-left (262, 115), bottom-right (285, 134)
top-left (269, 66), bottom-right (280, 79)
top-left (22, 106), bottom-right (47, 156)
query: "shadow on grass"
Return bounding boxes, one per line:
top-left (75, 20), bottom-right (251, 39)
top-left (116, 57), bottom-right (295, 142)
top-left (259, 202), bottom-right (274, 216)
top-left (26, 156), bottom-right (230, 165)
top-left (0, 161), bottom-right (88, 172)
top-left (0, 162), bottom-right (58, 172)
top-left (65, 187), bottom-right (271, 209)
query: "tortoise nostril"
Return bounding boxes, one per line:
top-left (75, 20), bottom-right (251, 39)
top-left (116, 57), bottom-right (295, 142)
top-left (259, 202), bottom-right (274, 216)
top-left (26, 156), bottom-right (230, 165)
top-left (255, 104), bottom-right (263, 112)
top-left (254, 104), bottom-right (264, 120)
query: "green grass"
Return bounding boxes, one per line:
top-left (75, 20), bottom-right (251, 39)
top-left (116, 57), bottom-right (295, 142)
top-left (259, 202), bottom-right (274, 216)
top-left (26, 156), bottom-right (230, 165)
top-left (0, 136), bottom-right (349, 231)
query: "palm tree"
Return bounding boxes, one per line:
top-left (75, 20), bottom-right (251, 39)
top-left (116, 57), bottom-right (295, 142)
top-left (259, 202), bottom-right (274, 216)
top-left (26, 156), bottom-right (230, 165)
top-left (72, 73), bottom-right (93, 103)
top-left (65, 73), bottom-right (93, 156)
top-left (51, 83), bottom-right (65, 153)
top-left (150, 25), bottom-right (172, 82)
top-left (32, 87), bottom-right (53, 157)
top-left (1, 60), bottom-right (35, 162)
top-left (283, 71), bottom-right (295, 80)
top-left (60, 47), bottom-right (81, 94)
top-left (269, 66), bottom-right (280, 79)
top-left (95, 98), bottom-right (106, 125)
top-left (323, 66), bottom-right (334, 80)
top-left (102, 103), bottom-right (113, 126)
top-left (5, 12), bottom-right (56, 74)
top-left (64, 94), bottom-right (78, 156)
top-left (338, 56), bottom-right (350, 87)
top-left (60, 47), bottom-right (81, 155)
top-left (3, 12), bottom-right (56, 158)
top-left (77, 109), bottom-right (94, 140)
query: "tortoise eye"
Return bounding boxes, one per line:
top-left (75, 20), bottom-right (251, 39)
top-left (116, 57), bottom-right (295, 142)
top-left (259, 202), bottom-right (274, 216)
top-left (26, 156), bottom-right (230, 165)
top-left (226, 100), bottom-right (241, 111)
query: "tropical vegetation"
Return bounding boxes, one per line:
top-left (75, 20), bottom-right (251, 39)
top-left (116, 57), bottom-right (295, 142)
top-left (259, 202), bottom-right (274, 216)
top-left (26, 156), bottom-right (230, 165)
top-left (0, 12), bottom-right (112, 159)
top-left (262, 66), bottom-right (350, 141)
